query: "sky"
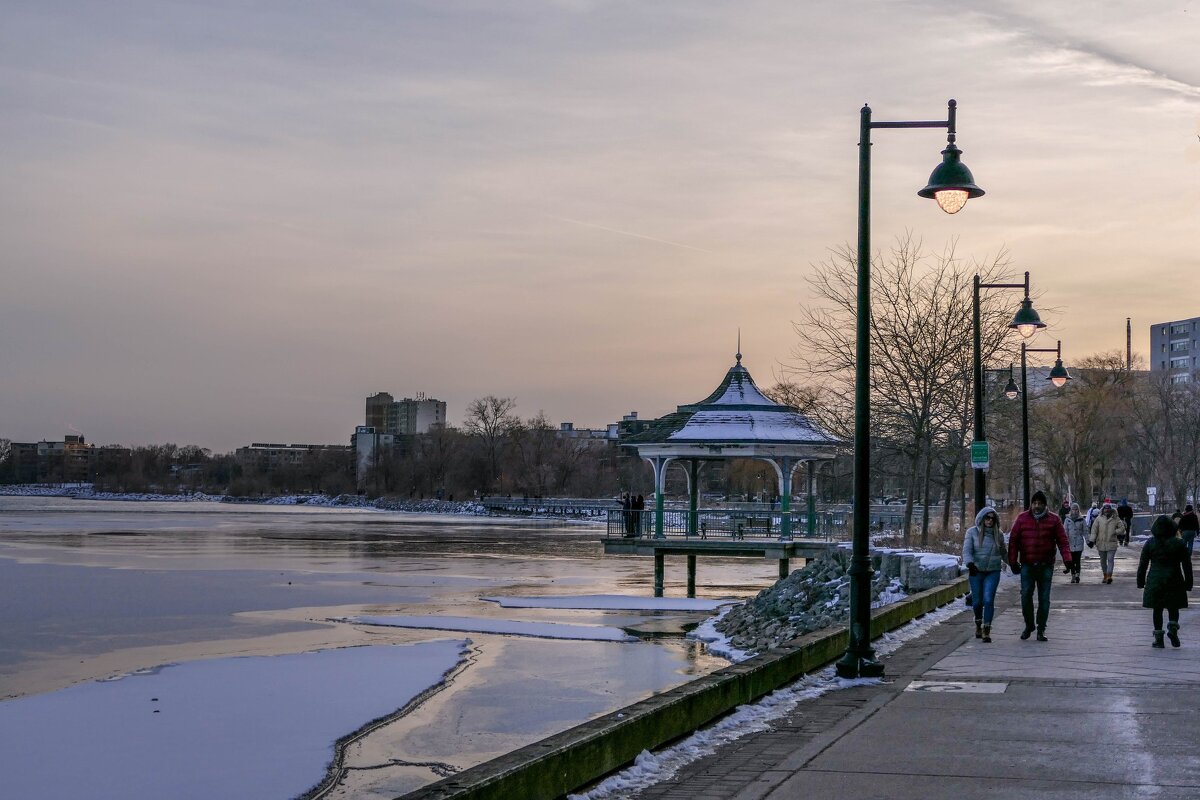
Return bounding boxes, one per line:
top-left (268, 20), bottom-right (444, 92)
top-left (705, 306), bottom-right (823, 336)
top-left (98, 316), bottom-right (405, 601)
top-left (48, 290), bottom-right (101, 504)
top-left (2, 0), bottom-right (1198, 453)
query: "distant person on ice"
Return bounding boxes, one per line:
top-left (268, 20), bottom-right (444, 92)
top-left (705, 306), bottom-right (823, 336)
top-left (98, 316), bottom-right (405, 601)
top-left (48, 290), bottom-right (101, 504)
top-left (1137, 515), bottom-right (1193, 648)
top-left (1008, 490), bottom-right (1072, 642)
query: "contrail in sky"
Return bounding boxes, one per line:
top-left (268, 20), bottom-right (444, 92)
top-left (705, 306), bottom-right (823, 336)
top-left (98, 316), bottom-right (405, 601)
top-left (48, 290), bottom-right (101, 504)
top-left (551, 216), bottom-right (714, 253)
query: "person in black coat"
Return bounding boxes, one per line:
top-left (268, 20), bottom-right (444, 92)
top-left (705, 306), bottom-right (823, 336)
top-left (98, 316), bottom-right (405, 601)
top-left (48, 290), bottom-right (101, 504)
top-left (1137, 515), bottom-right (1194, 648)
top-left (1116, 499), bottom-right (1133, 546)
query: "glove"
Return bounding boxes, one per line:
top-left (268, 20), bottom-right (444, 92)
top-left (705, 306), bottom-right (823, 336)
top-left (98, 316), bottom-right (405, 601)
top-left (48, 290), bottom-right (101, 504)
top-left (1137, 582), bottom-right (1144, 589)
top-left (1011, 562), bottom-right (1021, 574)
top-left (1087, 541), bottom-right (1095, 549)
top-left (967, 563), bottom-right (978, 576)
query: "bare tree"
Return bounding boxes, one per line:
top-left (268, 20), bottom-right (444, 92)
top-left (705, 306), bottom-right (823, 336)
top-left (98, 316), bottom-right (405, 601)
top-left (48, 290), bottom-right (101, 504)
top-left (463, 396), bottom-right (520, 492)
top-left (788, 233), bottom-right (1026, 544)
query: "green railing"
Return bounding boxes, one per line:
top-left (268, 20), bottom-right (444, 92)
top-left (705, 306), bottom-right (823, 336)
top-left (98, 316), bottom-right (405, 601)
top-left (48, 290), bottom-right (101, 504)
top-left (606, 509), bottom-right (849, 540)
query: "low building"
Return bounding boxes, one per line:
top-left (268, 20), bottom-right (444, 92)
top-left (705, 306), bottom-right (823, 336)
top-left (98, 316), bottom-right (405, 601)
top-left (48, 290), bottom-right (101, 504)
top-left (234, 442), bottom-right (352, 473)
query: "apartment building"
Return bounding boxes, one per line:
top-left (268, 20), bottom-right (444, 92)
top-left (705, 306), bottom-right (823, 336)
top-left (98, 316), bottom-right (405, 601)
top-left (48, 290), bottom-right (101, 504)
top-left (364, 392), bottom-right (447, 435)
top-left (1151, 316), bottom-right (1200, 383)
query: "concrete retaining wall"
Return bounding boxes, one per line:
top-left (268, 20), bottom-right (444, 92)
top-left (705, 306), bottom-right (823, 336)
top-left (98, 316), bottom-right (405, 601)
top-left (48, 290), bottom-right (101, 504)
top-left (401, 576), bottom-right (969, 800)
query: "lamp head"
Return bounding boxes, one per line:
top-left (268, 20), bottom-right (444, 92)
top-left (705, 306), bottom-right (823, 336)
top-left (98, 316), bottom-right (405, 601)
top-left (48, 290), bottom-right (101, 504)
top-left (1004, 376), bottom-right (1020, 400)
top-left (1049, 358), bottom-right (1071, 388)
top-left (1009, 298), bottom-right (1046, 339)
top-left (918, 143), bottom-right (985, 214)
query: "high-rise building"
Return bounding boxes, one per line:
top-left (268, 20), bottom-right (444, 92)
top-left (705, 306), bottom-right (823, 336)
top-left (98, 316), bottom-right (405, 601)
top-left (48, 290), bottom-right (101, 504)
top-left (1150, 316), bottom-right (1200, 383)
top-left (364, 392), bottom-right (447, 435)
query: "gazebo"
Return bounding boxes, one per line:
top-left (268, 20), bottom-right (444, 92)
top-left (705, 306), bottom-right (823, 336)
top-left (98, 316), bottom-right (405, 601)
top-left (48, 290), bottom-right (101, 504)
top-left (609, 352), bottom-right (844, 596)
top-left (622, 351), bottom-right (842, 540)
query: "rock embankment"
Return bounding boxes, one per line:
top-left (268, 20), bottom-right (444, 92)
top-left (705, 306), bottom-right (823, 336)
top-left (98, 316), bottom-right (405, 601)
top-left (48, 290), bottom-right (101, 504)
top-left (714, 548), bottom-right (961, 655)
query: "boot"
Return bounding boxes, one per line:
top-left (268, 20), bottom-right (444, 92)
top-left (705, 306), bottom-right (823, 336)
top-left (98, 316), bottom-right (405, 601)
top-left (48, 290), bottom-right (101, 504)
top-left (1020, 627), bottom-right (1033, 640)
top-left (1036, 629), bottom-right (1048, 642)
top-left (1168, 622), bottom-right (1181, 648)
top-left (1153, 630), bottom-right (1165, 648)
top-left (975, 620), bottom-right (983, 639)
top-left (982, 625), bottom-right (992, 643)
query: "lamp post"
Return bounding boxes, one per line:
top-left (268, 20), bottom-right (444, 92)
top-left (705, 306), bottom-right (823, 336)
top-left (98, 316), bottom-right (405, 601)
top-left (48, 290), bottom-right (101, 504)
top-left (1019, 339), bottom-right (1072, 508)
top-left (971, 270), bottom-right (1044, 515)
top-left (836, 99), bottom-right (984, 680)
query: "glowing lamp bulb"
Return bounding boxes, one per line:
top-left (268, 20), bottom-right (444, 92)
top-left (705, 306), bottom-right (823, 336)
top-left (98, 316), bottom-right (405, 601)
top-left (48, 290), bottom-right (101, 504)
top-left (1051, 376), bottom-right (1067, 388)
top-left (1016, 323), bottom-right (1038, 339)
top-left (934, 189), bottom-right (969, 214)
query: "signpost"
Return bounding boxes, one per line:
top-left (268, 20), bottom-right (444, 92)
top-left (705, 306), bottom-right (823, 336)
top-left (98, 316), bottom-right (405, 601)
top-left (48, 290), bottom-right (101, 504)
top-left (1147, 486), bottom-right (1157, 508)
top-left (970, 441), bottom-right (990, 471)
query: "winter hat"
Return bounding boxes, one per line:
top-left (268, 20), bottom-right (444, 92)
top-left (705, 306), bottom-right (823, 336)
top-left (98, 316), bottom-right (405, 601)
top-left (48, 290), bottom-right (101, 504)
top-left (1102, 501), bottom-right (1114, 511)
top-left (1152, 515), bottom-right (1177, 539)
top-left (1031, 490), bottom-right (1047, 504)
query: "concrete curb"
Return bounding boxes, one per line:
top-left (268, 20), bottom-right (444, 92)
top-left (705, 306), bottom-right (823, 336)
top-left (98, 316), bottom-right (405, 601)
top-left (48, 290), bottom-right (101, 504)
top-left (399, 577), bottom-right (969, 800)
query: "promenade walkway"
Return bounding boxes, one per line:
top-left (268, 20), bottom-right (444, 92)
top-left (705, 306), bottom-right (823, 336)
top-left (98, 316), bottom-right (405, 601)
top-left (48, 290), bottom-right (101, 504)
top-left (635, 545), bottom-right (1200, 800)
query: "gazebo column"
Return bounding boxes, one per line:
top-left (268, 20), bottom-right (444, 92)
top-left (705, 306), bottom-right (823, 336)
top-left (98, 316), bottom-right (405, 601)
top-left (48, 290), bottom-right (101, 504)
top-left (807, 460), bottom-right (818, 538)
top-left (686, 555), bottom-right (696, 597)
top-left (776, 457), bottom-right (793, 541)
top-left (686, 459), bottom-right (700, 537)
top-left (648, 456), bottom-right (672, 539)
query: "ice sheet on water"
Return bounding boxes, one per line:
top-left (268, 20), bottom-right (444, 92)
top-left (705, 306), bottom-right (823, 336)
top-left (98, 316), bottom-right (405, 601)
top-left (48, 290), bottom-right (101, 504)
top-left (0, 641), bottom-right (468, 800)
top-left (482, 594), bottom-right (737, 612)
top-left (346, 614), bottom-right (638, 641)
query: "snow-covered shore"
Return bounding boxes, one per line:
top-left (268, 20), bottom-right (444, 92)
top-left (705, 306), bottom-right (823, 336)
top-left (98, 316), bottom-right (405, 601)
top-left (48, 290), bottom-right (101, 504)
top-left (0, 484), bottom-right (489, 515)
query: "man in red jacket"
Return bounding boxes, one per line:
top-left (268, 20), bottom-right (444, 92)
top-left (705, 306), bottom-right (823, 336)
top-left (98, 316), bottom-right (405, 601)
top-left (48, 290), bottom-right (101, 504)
top-left (1008, 490), bottom-right (1073, 641)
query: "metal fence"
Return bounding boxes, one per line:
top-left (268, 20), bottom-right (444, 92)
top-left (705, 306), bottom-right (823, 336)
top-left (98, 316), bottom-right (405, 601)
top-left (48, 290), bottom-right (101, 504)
top-left (605, 509), bottom-right (852, 541)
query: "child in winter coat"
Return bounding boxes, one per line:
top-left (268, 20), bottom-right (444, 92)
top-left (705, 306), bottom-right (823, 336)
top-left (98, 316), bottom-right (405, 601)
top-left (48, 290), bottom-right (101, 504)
top-left (1137, 515), bottom-right (1194, 648)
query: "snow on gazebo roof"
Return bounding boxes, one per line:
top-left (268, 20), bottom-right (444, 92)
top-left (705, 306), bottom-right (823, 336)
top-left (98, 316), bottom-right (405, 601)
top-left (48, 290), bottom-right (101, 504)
top-left (622, 354), bottom-right (841, 451)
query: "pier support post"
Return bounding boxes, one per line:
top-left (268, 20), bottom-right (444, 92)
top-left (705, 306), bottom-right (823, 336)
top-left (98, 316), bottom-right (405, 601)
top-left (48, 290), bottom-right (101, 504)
top-left (779, 558), bottom-right (790, 580)
top-left (687, 554), bottom-right (696, 598)
top-left (654, 552), bottom-right (665, 597)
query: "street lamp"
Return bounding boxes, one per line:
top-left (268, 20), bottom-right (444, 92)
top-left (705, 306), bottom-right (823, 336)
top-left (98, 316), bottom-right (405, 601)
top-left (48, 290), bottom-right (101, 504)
top-left (1003, 364), bottom-right (1020, 399)
top-left (1019, 339), bottom-right (1072, 508)
top-left (971, 270), bottom-right (1045, 515)
top-left (836, 99), bottom-right (984, 681)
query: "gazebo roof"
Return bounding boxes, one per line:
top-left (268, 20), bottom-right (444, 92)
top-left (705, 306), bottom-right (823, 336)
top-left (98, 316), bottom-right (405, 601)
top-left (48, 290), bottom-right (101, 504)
top-left (623, 356), bottom-right (841, 453)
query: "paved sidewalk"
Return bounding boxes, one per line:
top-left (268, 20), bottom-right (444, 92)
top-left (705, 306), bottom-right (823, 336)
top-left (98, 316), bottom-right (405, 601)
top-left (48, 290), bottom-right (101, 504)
top-left (636, 545), bottom-right (1200, 800)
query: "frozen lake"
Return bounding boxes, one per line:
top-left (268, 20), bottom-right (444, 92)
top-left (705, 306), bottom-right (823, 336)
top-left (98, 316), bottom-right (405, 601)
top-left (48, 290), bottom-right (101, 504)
top-left (0, 496), bottom-right (781, 798)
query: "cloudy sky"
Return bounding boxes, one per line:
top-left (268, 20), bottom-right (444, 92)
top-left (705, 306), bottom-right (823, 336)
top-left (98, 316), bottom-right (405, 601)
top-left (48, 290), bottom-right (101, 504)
top-left (2, 0), bottom-right (1198, 452)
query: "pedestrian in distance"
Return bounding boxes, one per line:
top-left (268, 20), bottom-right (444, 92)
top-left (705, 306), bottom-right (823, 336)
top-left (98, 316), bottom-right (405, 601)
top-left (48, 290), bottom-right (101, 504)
top-left (1117, 498), bottom-right (1134, 546)
top-left (1178, 504), bottom-right (1199, 557)
top-left (1085, 501), bottom-right (1101, 533)
top-left (963, 506), bottom-right (1007, 643)
top-left (1090, 502), bottom-right (1124, 584)
top-left (1137, 515), bottom-right (1193, 648)
top-left (1062, 502), bottom-right (1087, 584)
top-left (634, 494), bottom-right (645, 536)
top-left (622, 493), bottom-right (635, 537)
top-left (1008, 490), bottom-right (1073, 641)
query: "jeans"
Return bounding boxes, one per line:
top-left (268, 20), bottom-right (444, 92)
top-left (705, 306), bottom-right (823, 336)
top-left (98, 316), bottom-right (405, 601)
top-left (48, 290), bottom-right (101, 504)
top-left (969, 570), bottom-right (1002, 625)
top-left (1098, 549), bottom-right (1116, 575)
top-left (1020, 563), bottom-right (1055, 632)
top-left (1069, 550), bottom-right (1082, 576)
top-left (1183, 531), bottom-right (1196, 556)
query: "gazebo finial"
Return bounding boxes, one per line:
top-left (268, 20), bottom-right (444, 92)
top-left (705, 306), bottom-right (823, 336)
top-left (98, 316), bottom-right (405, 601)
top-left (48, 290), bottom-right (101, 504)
top-left (736, 328), bottom-right (742, 365)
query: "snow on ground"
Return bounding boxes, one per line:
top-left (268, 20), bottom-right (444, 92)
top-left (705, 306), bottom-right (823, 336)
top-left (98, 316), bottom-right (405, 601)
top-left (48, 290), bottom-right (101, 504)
top-left (482, 595), bottom-right (737, 612)
top-left (688, 606), bottom-right (754, 662)
top-left (345, 614), bottom-right (638, 642)
top-left (569, 602), bottom-right (964, 800)
top-left (0, 641), bottom-right (468, 800)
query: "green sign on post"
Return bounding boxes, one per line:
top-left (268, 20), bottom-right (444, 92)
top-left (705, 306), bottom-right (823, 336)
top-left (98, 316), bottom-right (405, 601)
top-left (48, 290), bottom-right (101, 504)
top-left (970, 441), bottom-right (990, 470)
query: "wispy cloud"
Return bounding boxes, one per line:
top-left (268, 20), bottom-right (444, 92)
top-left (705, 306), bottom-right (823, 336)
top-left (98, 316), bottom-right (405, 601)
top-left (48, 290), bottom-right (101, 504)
top-left (549, 216), bottom-right (714, 253)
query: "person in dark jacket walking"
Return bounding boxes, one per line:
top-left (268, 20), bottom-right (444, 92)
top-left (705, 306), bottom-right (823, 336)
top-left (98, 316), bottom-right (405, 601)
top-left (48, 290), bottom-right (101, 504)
top-left (1137, 515), bottom-right (1193, 647)
top-left (1116, 499), bottom-right (1133, 546)
top-left (1008, 490), bottom-right (1073, 641)
top-left (1178, 505), bottom-right (1199, 557)
top-left (963, 506), bottom-right (1007, 642)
